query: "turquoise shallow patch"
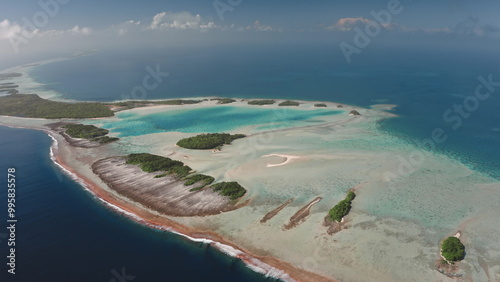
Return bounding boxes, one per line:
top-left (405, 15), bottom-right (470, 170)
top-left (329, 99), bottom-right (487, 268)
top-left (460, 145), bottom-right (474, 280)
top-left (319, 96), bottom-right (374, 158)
top-left (101, 106), bottom-right (341, 137)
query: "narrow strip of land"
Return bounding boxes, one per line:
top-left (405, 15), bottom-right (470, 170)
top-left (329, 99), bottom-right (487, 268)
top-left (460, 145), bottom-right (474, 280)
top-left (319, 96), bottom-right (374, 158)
top-left (260, 199), bottom-right (293, 223)
top-left (284, 197), bottom-right (322, 230)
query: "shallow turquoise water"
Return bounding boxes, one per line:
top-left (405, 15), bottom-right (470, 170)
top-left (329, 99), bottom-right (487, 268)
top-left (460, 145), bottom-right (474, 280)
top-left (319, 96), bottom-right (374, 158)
top-left (102, 106), bottom-right (342, 137)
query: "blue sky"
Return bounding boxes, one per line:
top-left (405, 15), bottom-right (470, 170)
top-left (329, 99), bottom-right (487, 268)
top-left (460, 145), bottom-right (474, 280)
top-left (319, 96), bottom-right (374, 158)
top-left (1, 0), bottom-right (500, 63)
top-left (2, 0), bottom-right (500, 30)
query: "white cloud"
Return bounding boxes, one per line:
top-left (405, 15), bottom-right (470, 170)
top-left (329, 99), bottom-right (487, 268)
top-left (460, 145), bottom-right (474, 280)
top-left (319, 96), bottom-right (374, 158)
top-left (107, 20), bottom-right (141, 36)
top-left (0, 20), bottom-right (23, 40)
top-left (0, 19), bottom-right (92, 42)
top-left (325, 17), bottom-right (452, 35)
top-left (70, 25), bottom-right (92, 35)
top-left (148, 12), bottom-right (218, 30)
top-left (242, 20), bottom-right (279, 32)
top-left (326, 17), bottom-right (372, 31)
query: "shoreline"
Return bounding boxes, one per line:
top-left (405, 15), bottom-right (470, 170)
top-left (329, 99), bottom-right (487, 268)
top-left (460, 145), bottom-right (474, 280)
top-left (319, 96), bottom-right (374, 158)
top-left (12, 122), bottom-right (336, 282)
top-left (0, 98), bottom-right (393, 282)
top-left (2, 95), bottom-right (499, 281)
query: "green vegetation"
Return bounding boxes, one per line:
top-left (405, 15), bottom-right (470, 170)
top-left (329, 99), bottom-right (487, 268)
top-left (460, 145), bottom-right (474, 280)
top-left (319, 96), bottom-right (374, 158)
top-left (155, 99), bottom-right (202, 105)
top-left (177, 133), bottom-right (246, 150)
top-left (62, 124), bottom-right (119, 144)
top-left (314, 103), bottom-right (327, 107)
top-left (126, 153), bottom-right (246, 199)
top-left (0, 83), bottom-right (19, 95)
top-left (184, 174), bottom-right (215, 187)
top-left (126, 153), bottom-right (189, 175)
top-left (110, 101), bottom-right (147, 110)
top-left (185, 174), bottom-right (215, 191)
top-left (94, 136), bottom-right (119, 144)
top-left (63, 124), bottom-right (108, 139)
top-left (109, 99), bottom-right (203, 111)
top-left (278, 100), bottom-right (300, 106)
top-left (0, 94), bottom-right (114, 118)
top-left (211, 182), bottom-right (246, 200)
top-left (168, 165), bottom-right (192, 178)
top-left (248, 99), bottom-right (275, 105)
top-left (349, 110), bottom-right (361, 116)
top-left (211, 98), bottom-right (236, 104)
top-left (0, 73), bottom-right (22, 79)
top-left (328, 191), bottom-right (356, 222)
top-left (441, 237), bottom-right (465, 262)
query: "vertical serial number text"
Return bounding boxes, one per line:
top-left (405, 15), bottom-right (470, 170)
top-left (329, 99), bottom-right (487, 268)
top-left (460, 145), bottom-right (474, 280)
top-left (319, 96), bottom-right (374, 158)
top-left (7, 168), bottom-right (16, 275)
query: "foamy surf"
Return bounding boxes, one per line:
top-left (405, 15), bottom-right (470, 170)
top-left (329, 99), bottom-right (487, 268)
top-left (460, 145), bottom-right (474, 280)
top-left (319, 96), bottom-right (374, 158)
top-left (45, 132), bottom-right (294, 282)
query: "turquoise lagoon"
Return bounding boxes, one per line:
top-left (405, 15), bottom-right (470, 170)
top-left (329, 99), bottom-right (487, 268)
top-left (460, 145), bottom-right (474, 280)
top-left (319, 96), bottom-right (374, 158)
top-left (99, 106), bottom-right (342, 137)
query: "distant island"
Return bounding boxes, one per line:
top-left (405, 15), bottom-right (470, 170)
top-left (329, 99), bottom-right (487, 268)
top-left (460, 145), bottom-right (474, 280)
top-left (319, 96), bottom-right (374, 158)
top-left (0, 82), bottom-right (19, 95)
top-left (177, 133), bottom-right (246, 150)
top-left (111, 99), bottom-right (203, 110)
top-left (278, 100), bottom-right (300, 106)
top-left (248, 99), bottom-right (276, 105)
top-left (211, 98), bottom-right (237, 104)
top-left (0, 94), bottom-right (113, 118)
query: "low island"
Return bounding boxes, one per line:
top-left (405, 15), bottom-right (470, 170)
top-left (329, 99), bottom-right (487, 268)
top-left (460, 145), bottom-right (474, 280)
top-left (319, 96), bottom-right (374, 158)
top-left (247, 99), bottom-right (275, 105)
top-left (441, 236), bottom-right (465, 262)
top-left (176, 133), bottom-right (246, 150)
top-left (0, 94), bottom-right (113, 118)
top-left (62, 124), bottom-right (119, 144)
top-left (211, 98), bottom-right (237, 104)
top-left (323, 191), bottom-right (356, 235)
top-left (278, 100), bottom-right (300, 106)
top-left (92, 153), bottom-right (247, 217)
top-left (328, 191), bottom-right (356, 222)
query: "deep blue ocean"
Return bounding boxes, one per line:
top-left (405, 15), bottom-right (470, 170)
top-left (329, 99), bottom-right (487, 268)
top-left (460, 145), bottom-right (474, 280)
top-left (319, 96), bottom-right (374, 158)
top-left (0, 126), bottom-right (272, 281)
top-left (1, 44), bottom-right (499, 281)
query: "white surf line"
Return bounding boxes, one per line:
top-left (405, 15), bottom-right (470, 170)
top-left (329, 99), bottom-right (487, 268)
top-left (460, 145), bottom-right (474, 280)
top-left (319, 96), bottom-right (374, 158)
top-left (40, 132), bottom-right (295, 282)
top-left (262, 154), bottom-right (302, 167)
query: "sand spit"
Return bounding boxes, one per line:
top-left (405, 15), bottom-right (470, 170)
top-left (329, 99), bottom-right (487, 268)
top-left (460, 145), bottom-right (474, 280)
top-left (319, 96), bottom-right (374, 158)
top-left (92, 156), bottom-right (242, 217)
top-left (262, 154), bottom-right (302, 167)
top-left (260, 199), bottom-right (293, 223)
top-left (284, 197), bottom-right (322, 230)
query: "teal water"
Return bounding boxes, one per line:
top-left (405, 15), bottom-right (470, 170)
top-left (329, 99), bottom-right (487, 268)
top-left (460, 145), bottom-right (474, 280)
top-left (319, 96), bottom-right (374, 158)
top-left (101, 106), bottom-right (342, 137)
top-left (27, 46), bottom-right (500, 179)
